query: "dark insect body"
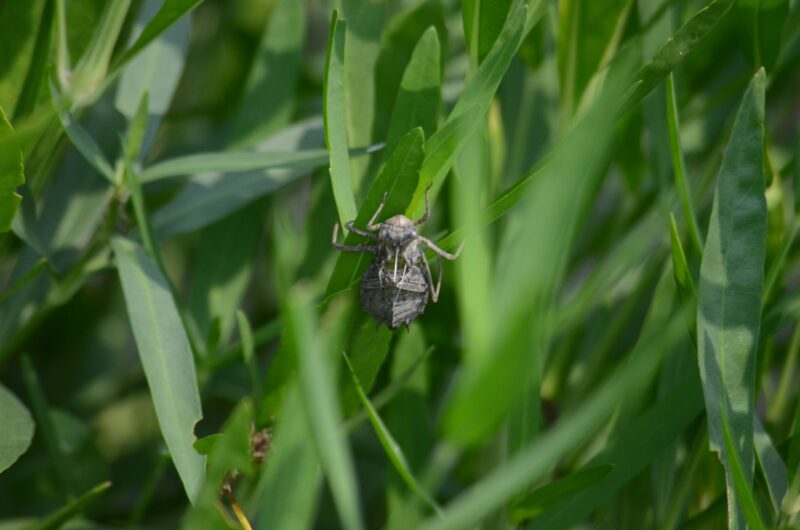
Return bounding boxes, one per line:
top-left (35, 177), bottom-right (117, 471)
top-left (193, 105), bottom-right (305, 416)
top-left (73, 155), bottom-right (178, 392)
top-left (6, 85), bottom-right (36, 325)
top-left (332, 191), bottom-right (461, 330)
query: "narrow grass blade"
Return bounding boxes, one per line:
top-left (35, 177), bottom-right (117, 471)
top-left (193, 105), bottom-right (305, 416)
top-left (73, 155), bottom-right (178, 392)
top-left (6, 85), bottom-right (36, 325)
top-left (12, 0), bottom-right (53, 121)
top-left (384, 27), bottom-right (441, 157)
top-left (339, 318), bottom-right (392, 416)
top-left (697, 69), bottom-right (766, 529)
top-left (250, 385), bottom-right (321, 530)
top-left (0, 384), bottom-right (34, 474)
top-left (50, 80), bottom-right (116, 184)
top-left (509, 465), bottom-right (614, 523)
top-left (753, 417), bottom-right (788, 517)
top-left (343, 351), bottom-right (440, 514)
top-left (112, 236), bottom-right (205, 503)
top-left (408, 4), bottom-right (527, 217)
top-left (0, 105), bottom-right (24, 232)
top-left (722, 416), bottom-right (766, 530)
top-left (462, 0), bottom-right (513, 64)
top-left (669, 213), bottom-right (698, 346)
top-left (285, 286), bottom-right (364, 530)
top-left (141, 149), bottom-right (329, 183)
top-left (29, 481), bottom-right (112, 530)
top-left (324, 11), bottom-right (357, 228)
top-left (236, 310), bottom-right (260, 396)
top-left (325, 127), bottom-right (424, 298)
top-left (112, 0), bottom-right (202, 73)
top-left (666, 73), bottom-right (703, 255)
top-left (231, 0), bottom-right (305, 147)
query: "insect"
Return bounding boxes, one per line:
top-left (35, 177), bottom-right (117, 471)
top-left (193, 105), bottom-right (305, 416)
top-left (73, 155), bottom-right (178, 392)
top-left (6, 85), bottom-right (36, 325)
top-left (332, 190), bottom-right (461, 330)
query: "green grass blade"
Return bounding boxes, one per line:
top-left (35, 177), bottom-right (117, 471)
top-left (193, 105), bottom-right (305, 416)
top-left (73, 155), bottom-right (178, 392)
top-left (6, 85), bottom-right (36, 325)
top-left (250, 385), bottom-right (321, 530)
top-left (111, 0), bottom-right (202, 73)
top-left (384, 26), bottom-right (441, 158)
top-left (0, 105), bottom-right (24, 232)
top-left (112, 236), bottom-right (205, 503)
top-left (418, 318), bottom-right (685, 530)
top-left (407, 3), bottom-right (527, 217)
top-left (0, 384), bottom-right (34, 475)
top-left (722, 415), bottom-right (767, 530)
top-left (462, 0), bottom-right (513, 65)
top-left (669, 213), bottom-right (698, 346)
top-left (753, 417), bottom-right (788, 517)
top-left (696, 68), bottom-right (767, 530)
top-left (285, 285), bottom-right (364, 530)
top-left (339, 319), bottom-right (392, 416)
top-left (29, 481), bottom-right (112, 530)
top-left (343, 351), bottom-right (441, 514)
top-left (140, 149), bottom-right (329, 183)
top-left (324, 10), bottom-right (357, 229)
top-left (12, 0), bottom-right (53, 121)
top-left (509, 464), bottom-right (614, 523)
top-left (666, 73), bottom-right (703, 255)
top-left (231, 0), bottom-right (305, 147)
top-left (325, 127), bottom-right (424, 298)
top-left (236, 310), bottom-right (260, 396)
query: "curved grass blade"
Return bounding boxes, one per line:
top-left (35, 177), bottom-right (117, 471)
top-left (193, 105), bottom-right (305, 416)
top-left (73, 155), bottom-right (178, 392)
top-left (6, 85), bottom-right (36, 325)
top-left (669, 213), bottom-right (698, 346)
top-left (324, 10), bottom-right (357, 229)
top-left (343, 351), bottom-right (441, 514)
top-left (29, 481), bottom-right (112, 530)
top-left (140, 149), bottom-right (329, 183)
top-left (696, 68), bottom-right (766, 530)
top-left (753, 417), bottom-right (788, 517)
top-left (112, 236), bottom-right (205, 503)
top-left (0, 384), bottom-right (34, 475)
top-left (285, 286), bottom-right (364, 530)
top-left (722, 415), bottom-right (766, 530)
top-left (0, 105), bottom-right (24, 232)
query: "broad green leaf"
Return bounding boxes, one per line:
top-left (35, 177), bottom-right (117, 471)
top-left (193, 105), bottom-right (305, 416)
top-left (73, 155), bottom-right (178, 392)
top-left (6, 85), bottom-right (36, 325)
top-left (509, 465), bottom-right (614, 523)
top-left (112, 236), bottom-right (205, 503)
top-left (697, 69), bottom-right (766, 530)
top-left (384, 27), bottom-right (441, 158)
top-left (0, 105), bottom-right (24, 232)
top-left (324, 11), bottom-right (357, 229)
top-left (250, 385), bottom-right (321, 530)
top-left (28, 481), bottom-right (111, 530)
top-left (722, 416), bottom-right (766, 530)
top-left (557, 0), bottom-right (629, 118)
top-left (417, 317), bottom-right (685, 530)
top-left (140, 149), bottom-right (329, 183)
top-left (462, 0), bottom-right (513, 64)
top-left (666, 73), bottom-right (703, 255)
top-left (408, 4), bottom-right (527, 217)
top-left (325, 127), bottom-right (425, 298)
top-left (181, 401), bottom-right (254, 529)
top-left (619, 0), bottom-right (736, 114)
top-left (753, 417), bottom-right (788, 517)
top-left (50, 81), bottom-right (116, 184)
top-left (0, 0), bottom-right (48, 115)
top-left (151, 118), bottom-right (324, 235)
top-left (530, 372), bottom-right (705, 529)
top-left (372, 0), bottom-right (447, 150)
top-left (343, 352), bottom-right (440, 513)
top-left (111, 0), bottom-right (203, 74)
top-left (231, 0), bottom-right (305, 147)
top-left (285, 286), bottom-right (364, 530)
top-left (0, 384), bottom-right (34, 474)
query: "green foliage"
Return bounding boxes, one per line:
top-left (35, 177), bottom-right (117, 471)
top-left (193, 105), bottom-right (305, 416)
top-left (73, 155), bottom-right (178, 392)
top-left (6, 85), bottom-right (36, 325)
top-left (1, 1), bottom-right (799, 529)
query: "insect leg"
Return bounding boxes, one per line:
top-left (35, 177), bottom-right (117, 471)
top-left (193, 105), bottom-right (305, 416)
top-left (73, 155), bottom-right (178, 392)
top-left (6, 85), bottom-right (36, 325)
top-left (418, 236), bottom-right (463, 260)
top-left (421, 252), bottom-right (441, 303)
top-left (344, 220), bottom-right (379, 240)
top-left (367, 192), bottom-right (388, 230)
top-left (415, 185), bottom-right (432, 225)
top-left (392, 249), bottom-right (399, 282)
top-left (332, 223), bottom-right (376, 252)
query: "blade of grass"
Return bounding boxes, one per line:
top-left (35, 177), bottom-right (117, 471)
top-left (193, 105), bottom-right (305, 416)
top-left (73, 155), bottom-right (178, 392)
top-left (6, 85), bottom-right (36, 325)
top-left (112, 236), bottom-right (205, 503)
top-left (12, 0), bottom-right (54, 121)
top-left (0, 383), bottom-right (34, 475)
top-left (696, 68), bottom-right (767, 530)
top-left (236, 310), bottom-right (260, 398)
top-left (141, 149), bottom-right (329, 183)
top-left (753, 417), bottom-right (788, 518)
top-left (29, 481), bottom-right (112, 530)
top-left (343, 351), bottom-right (441, 514)
top-left (666, 73), bottom-right (703, 255)
top-left (462, 0), bottom-right (513, 65)
top-left (0, 105), bottom-right (24, 232)
top-left (669, 213), bottom-right (698, 345)
top-left (325, 10), bottom-right (357, 229)
top-left (285, 286), bottom-right (364, 530)
top-left (722, 414), bottom-right (766, 530)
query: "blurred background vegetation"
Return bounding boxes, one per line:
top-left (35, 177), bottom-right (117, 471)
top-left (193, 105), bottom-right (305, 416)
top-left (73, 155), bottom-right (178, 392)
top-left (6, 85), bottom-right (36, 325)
top-left (0, 0), bottom-right (799, 528)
